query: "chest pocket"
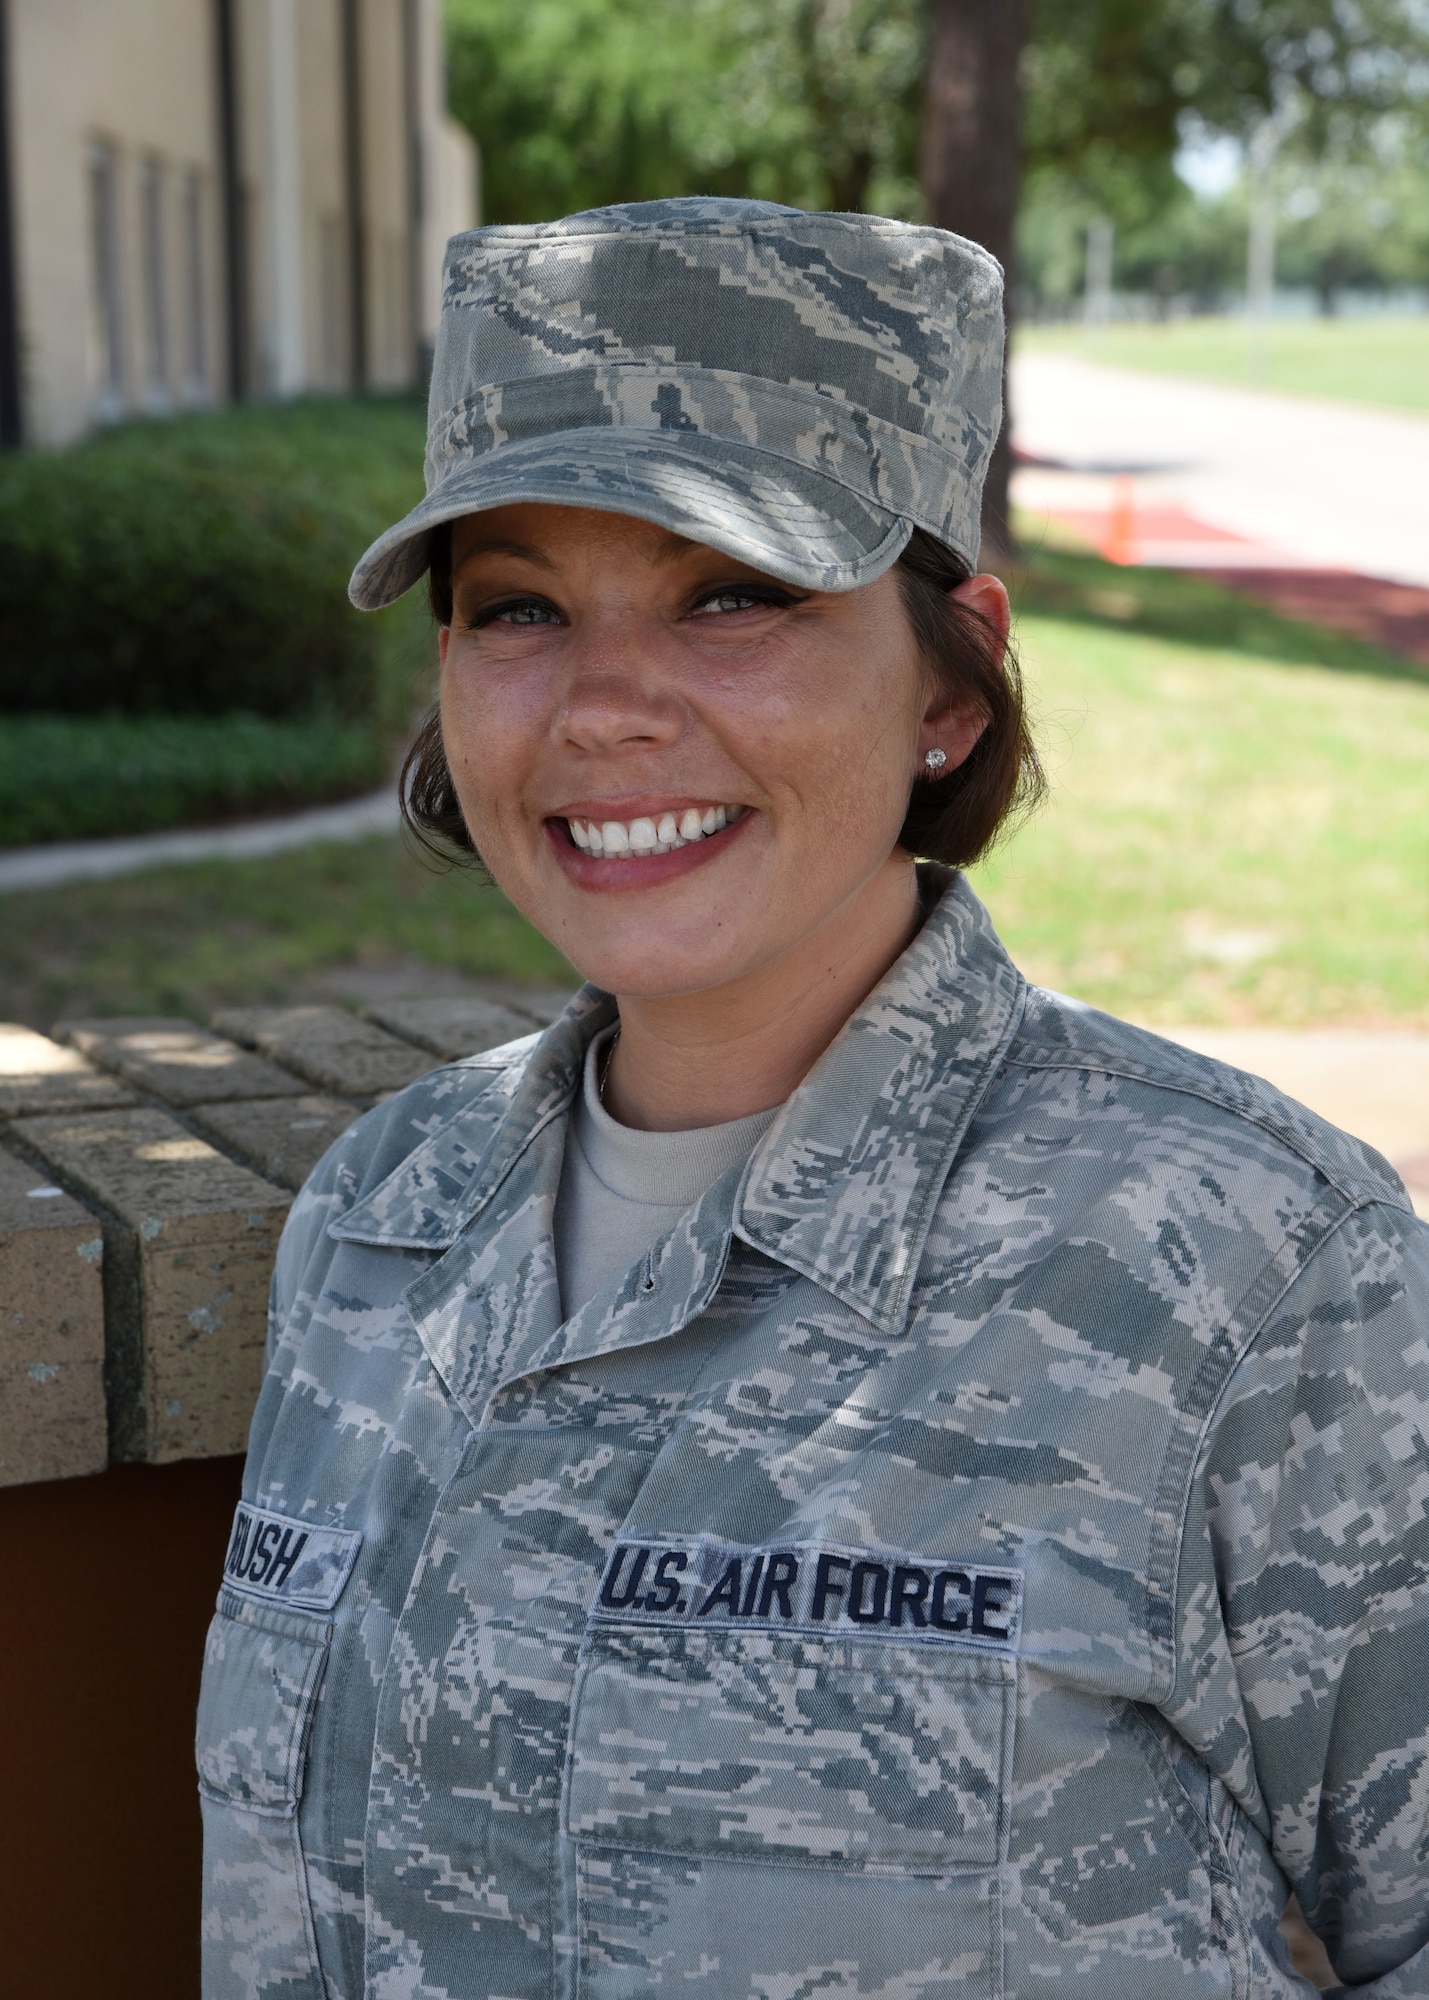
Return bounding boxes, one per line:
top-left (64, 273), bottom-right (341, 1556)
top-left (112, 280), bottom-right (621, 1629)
top-left (197, 1590), bottom-right (330, 1814)
top-left (564, 1625), bottom-right (1015, 2000)
top-left (195, 1591), bottom-right (330, 2000)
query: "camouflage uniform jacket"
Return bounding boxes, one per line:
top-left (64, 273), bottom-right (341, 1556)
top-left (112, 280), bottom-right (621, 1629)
top-left (198, 870), bottom-right (1429, 2000)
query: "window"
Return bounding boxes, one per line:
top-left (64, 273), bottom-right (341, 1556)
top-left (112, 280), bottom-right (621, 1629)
top-left (139, 156), bottom-right (169, 403)
top-left (181, 169), bottom-right (208, 397)
top-left (88, 141), bottom-right (125, 411)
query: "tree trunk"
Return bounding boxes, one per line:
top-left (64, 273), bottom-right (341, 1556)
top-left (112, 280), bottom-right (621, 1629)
top-left (920, 0), bottom-right (1030, 564)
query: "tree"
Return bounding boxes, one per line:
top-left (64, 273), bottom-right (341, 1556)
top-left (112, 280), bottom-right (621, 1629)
top-left (920, 2), bottom-right (1032, 561)
top-left (444, 0), bottom-right (924, 225)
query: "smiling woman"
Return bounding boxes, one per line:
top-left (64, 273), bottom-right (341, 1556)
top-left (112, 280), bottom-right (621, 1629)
top-left (197, 199), bottom-right (1429, 2000)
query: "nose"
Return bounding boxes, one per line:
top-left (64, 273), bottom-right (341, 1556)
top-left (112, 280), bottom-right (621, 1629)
top-left (556, 634), bottom-right (686, 756)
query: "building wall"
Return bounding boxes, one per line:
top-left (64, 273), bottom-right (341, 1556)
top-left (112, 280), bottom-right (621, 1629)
top-left (10, 0), bottom-right (223, 443)
top-left (5, 0), bottom-right (476, 447)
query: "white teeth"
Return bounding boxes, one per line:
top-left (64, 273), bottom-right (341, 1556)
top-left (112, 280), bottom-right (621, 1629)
top-left (567, 806), bottom-right (742, 859)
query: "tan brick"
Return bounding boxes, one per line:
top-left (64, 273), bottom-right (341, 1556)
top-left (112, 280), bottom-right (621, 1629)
top-left (13, 1108), bottom-right (289, 1465)
top-left (0, 1145), bottom-right (107, 1486)
top-left (58, 1015), bottom-right (307, 1107)
top-left (189, 1094), bottom-right (360, 1192)
top-left (363, 995), bottom-right (543, 1062)
top-left (212, 1003), bottom-right (434, 1098)
top-left (0, 1021), bottom-right (135, 1119)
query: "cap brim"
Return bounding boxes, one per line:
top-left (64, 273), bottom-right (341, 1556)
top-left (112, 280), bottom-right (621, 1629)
top-left (348, 429), bottom-right (913, 610)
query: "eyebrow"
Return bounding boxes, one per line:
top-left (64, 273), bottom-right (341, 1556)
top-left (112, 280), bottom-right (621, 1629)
top-left (451, 536), bottom-right (557, 578)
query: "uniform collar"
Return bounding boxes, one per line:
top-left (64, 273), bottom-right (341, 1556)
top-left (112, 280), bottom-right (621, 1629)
top-left (332, 870), bottom-right (1023, 1335)
top-left (735, 869), bottom-right (1024, 1333)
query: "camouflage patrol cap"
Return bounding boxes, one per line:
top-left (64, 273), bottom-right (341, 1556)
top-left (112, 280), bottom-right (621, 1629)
top-left (349, 197), bottom-right (1004, 610)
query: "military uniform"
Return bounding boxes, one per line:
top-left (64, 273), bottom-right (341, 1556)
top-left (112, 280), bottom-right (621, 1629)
top-left (198, 873), bottom-right (1429, 1998)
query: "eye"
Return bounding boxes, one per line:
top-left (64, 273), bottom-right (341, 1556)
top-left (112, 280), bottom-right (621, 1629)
top-left (467, 595), bottom-right (564, 630)
top-left (688, 583), bottom-right (802, 619)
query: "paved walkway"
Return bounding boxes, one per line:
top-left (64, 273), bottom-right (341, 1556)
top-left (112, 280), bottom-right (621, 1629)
top-left (1011, 352), bottom-right (1429, 589)
top-left (0, 786), bottom-right (400, 894)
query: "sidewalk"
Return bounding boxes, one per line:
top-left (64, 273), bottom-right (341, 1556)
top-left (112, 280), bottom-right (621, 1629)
top-left (0, 785), bottom-right (400, 894)
top-left (1011, 351), bottom-right (1429, 589)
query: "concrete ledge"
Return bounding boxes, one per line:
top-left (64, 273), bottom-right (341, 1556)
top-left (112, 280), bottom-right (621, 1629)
top-left (58, 1017), bottom-right (308, 1107)
top-left (0, 987), bottom-right (567, 1483)
top-left (14, 1109), bottom-right (290, 1464)
top-left (0, 1147), bottom-right (107, 1486)
top-left (213, 1003), bottom-right (435, 1098)
top-left (0, 1022), bottom-right (135, 1119)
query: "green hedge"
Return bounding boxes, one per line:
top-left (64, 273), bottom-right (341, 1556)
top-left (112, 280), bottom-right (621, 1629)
top-left (0, 397), bottom-right (427, 718)
top-left (0, 712), bottom-right (390, 846)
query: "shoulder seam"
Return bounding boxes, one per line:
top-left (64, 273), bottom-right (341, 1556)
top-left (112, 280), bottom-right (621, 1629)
top-left (1005, 1042), bottom-right (1410, 1217)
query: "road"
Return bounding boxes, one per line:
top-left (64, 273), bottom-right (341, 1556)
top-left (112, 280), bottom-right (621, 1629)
top-left (1010, 350), bottom-right (1429, 587)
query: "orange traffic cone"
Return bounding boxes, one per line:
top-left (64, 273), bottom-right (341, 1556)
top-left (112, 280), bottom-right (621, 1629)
top-left (1104, 475), bottom-right (1139, 565)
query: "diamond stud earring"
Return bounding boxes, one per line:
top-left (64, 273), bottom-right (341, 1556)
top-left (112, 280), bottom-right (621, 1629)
top-left (924, 748), bottom-right (948, 772)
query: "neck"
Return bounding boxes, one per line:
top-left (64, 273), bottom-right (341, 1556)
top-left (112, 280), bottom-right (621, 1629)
top-left (600, 854), bottom-right (923, 1132)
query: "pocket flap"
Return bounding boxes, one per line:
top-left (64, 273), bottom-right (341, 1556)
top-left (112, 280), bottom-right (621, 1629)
top-left (196, 1592), bottom-right (330, 1817)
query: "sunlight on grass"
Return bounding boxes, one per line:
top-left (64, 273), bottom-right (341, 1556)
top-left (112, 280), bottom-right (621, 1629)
top-left (1018, 315), bottom-right (1429, 415)
top-left (972, 613), bottom-right (1429, 1027)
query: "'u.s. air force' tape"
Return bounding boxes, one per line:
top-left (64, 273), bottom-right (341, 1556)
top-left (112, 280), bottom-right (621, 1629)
top-left (591, 1537), bottom-right (1022, 1650)
top-left (221, 1502), bottom-right (362, 1612)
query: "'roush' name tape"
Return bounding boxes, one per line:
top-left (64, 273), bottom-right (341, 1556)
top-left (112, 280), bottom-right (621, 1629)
top-left (591, 1536), bottom-right (1022, 1650)
top-left (222, 1502), bottom-right (362, 1612)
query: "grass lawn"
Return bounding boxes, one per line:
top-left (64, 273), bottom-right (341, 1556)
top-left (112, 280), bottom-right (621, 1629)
top-left (0, 839), bottom-right (575, 1030)
top-left (0, 550), bottom-right (1424, 1033)
top-left (1017, 314), bottom-right (1429, 415)
top-left (973, 607), bottom-right (1429, 1028)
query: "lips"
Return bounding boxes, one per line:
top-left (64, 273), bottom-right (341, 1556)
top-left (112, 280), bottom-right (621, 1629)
top-left (545, 798), bottom-right (751, 887)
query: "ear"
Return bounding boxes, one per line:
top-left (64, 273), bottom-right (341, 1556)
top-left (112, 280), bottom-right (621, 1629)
top-left (951, 571), bottom-right (1010, 641)
top-left (913, 571), bottom-right (1009, 777)
top-left (438, 624), bottom-right (450, 668)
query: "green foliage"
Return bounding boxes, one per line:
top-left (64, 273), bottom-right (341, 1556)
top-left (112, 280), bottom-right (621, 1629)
top-left (0, 712), bottom-right (390, 847)
top-left (445, 0), bottom-right (923, 222)
top-left (0, 396), bottom-right (427, 718)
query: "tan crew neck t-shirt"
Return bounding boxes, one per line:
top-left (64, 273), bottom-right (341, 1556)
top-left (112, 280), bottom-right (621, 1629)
top-left (552, 1027), bottom-right (780, 1319)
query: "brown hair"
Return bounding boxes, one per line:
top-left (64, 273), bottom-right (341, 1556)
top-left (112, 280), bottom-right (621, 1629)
top-left (402, 520), bottom-right (1042, 868)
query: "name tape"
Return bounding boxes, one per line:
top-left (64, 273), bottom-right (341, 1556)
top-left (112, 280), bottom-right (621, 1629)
top-left (222, 1502), bottom-right (362, 1612)
top-left (591, 1537), bottom-right (1022, 1650)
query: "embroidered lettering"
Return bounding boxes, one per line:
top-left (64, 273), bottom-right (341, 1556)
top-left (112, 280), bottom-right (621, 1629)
top-left (221, 1502), bottom-right (361, 1612)
top-left (592, 1538), bottom-right (1021, 1650)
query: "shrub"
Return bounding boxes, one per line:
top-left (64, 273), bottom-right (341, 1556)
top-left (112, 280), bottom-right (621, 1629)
top-left (0, 397), bottom-right (426, 718)
top-left (0, 711), bottom-right (390, 846)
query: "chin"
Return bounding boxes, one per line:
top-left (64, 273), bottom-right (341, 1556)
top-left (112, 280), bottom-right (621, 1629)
top-left (566, 932), bottom-right (757, 1001)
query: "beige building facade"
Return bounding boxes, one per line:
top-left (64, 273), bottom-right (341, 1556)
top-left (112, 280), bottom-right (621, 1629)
top-left (0, 0), bottom-right (478, 447)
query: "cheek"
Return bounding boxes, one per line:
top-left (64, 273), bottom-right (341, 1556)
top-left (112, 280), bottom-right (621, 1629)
top-left (439, 655), bottom-right (548, 828)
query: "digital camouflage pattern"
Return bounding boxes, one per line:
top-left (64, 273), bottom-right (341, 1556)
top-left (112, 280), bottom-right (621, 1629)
top-left (348, 198), bottom-right (1004, 611)
top-left (198, 871), bottom-right (1429, 1999)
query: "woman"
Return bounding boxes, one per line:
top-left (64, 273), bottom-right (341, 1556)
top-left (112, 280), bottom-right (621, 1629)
top-left (198, 200), bottom-right (1428, 2000)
